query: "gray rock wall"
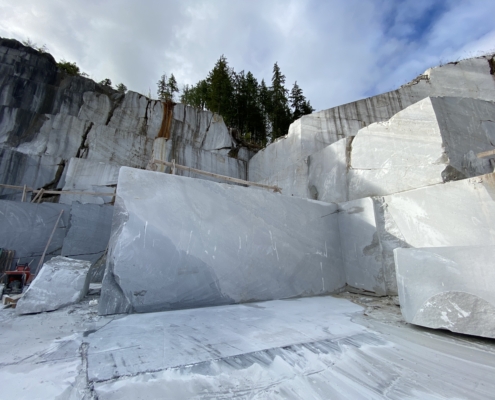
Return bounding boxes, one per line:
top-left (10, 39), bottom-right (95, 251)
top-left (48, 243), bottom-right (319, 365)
top-left (0, 200), bottom-right (71, 273)
top-left (258, 96), bottom-right (495, 203)
top-left (0, 38), bottom-right (252, 202)
top-left (249, 54), bottom-right (495, 188)
top-left (0, 199), bottom-right (113, 274)
top-left (99, 167), bottom-right (345, 315)
top-left (61, 203), bottom-right (113, 264)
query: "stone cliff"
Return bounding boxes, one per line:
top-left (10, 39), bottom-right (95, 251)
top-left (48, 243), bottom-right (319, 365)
top-left (0, 38), bottom-right (253, 203)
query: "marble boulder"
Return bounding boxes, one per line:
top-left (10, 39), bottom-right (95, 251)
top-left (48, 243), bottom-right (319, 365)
top-left (16, 256), bottom-right (91, 315)
top-left (99, 167), bottom-right (345, 315)
top-left (394, 246), bottom-right (495, 339)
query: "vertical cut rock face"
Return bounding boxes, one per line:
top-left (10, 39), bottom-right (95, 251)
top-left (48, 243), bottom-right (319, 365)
top-left (99, 167), bottom-right (345, 315)
top-left (0, 200), bottom-right (71, 272)
top-left (0, 38), bottom-right (251, 202)
top-left (336, 172), bottom-right (495, 296)
top-left (249, 53), bottom-right (495, 194)
top-left (338, 197), bottom-right (385, 295)
top-left (61, 203), bottom-right (113, 264)
top-left (260, 96), bottom-right (495, 202)
top-left (16, 256), bottom-right (91, 315)
top-left (348, 97), bottom-right (495, 199)
top-left (394, 246), bottom-right (495, 339)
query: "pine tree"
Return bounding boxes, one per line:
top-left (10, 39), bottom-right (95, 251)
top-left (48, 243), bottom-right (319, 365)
top-left (290, 81), bottom-right (314, 120)
top-left (157, 74), bottom-right (168, 101)
top-left (206, 55), bottom-right (234, 124)
top-left (269, 62), bottom-right (291, 140)
top-left (157, 73), bottom-right (179, 102)
top-left (99, 78), bottom-right (113, 88)
top-left (116, 83), bottom-right (127, 93)
top-left (167, 74), bottom-right (179, 102)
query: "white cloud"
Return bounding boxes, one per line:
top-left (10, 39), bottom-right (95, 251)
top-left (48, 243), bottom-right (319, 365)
top-left (0, 0), bottom-right (493, 111)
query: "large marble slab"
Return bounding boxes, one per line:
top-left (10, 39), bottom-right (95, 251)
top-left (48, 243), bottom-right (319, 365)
top-left (99, 167), bottom-right (345, 315)
top-left (394, 246), bottom-right (495, 338)
top-left (59, 157), bottom-right (119, 205)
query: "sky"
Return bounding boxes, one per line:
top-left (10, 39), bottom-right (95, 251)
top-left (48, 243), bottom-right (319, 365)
top-left (0, 0), bottom-right (494, 112)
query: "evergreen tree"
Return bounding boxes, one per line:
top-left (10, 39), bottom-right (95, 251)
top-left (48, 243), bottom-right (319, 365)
top-left (269, 62), bottom-right (291, 140)
top-left (157, 74), bottom-right (168, 101)
top-left (99, 78), bottom-right (113, 88)
top-left (57, 60), bottom-right (81, 76)
top-left (206, 55), bottom-right (234, 124)
top-left (116, 83), bottom-right (127, 93)
top-left (176, 59), bottom-right (312, 148)
top-left (157, 73), bottom-right (179, 102)
top-left (167, 74), bottom-right (179, 102)
top-left (290, 81), bottom-right (314, 120)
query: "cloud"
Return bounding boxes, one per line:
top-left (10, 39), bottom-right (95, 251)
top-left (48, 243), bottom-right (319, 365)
top-left (0, 0), bottom-right (494, 111)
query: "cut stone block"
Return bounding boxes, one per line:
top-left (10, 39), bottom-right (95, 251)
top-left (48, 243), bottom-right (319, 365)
top-left (248, 56), bottom-right (495, 187)
top-left (61, 203), bottom-right (113, 264)
top-left (308, 137), bottom-right (350, 203)
top-left (16, 256), bottom-right (91, 315)
top-left (59, 158), bottom-right (119, 205)
top-left (374, 172), bottom-right (495, 293)
top-left (338, 197), bottom-right (385, 295)
top-left (256, 161), bottom-right (309, 198)
top-left (150, 138), bottom-right (247, 181)
top-left (0, 200), bottom-right (71, 272)
top-left (383, 173), bottom-right (495, 248)
top-left (348, 97), bottom-right (495, 200)
top-left (99, 167), bottom-right (345, 315)
top-left (394, 246), bottom-right (495, 339)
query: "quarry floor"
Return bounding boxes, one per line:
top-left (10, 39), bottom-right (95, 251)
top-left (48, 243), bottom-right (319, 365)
top-left (0, 291), bottom-right (494, 399)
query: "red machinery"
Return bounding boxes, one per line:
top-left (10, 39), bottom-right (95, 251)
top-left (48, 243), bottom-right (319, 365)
top-left (2, 263), bottom-right (32, 294)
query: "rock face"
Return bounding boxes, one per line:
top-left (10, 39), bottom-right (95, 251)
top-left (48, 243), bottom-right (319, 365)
top-left (249, 53), bottom-right (495, 197)
top-left (0, 199), bottom-right (113, 273)
top-left (336, 172), bottom-right (495, 295)
top-left (0, 200), bottom-right (71, 273)
top-left (338, 197), bottom-right (385, 295)
top-left (59, 158), bottom-right (119, 205)
top-left (61, 203), bottom-right (113, 264)
top-left (394, 246), bottom-right (495, 339)
top-left (256, 96), bottom-right (495, 202)
top-left (99, 167), bottom-right (345, 315)
top-left (15, 256), bottom-right (91, 315)
top-left (348, 97), bottom-right (495, 199)
top-left (0, 38), bottom-right (253, 204)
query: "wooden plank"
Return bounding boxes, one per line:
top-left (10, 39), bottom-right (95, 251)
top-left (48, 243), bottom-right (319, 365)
top-left (31, 188), bottom-right (43, 203)
top-left (37, 210), bottom-right (64, 271)
top-left (21, 185), bottom-right (27, 202)
top-left (477, 149), bottom-right (495, 158)
top-left (0, 184), bottom-right (116, 197)
top-left (151, 159), bottom-right (282, 193)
